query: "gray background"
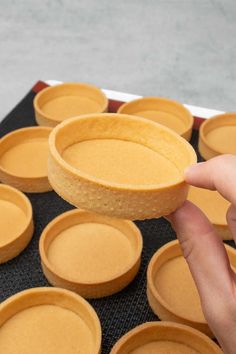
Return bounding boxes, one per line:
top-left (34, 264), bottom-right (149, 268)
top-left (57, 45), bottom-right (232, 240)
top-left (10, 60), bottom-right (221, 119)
top-left (0, 0), bottom-right (235, 121)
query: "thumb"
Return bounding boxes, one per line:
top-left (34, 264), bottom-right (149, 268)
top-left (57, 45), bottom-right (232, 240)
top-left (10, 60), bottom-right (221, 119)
top-left (227, 204), bottom-right (236, 244)
top-left (168, 201), bottom-right (234, 319)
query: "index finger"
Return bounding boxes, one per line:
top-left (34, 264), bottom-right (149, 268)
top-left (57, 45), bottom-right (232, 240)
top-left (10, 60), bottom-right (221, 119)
top-left (185, 154), bottom-right (236, 205)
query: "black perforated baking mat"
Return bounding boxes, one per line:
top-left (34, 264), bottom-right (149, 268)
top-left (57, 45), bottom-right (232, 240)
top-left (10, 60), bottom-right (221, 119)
top-left (0, 84), bottom-right (228, 353)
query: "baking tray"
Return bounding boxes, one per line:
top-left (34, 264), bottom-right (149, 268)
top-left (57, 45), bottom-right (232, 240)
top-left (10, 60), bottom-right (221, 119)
top-left (0, 81), bottom-right (231, 353)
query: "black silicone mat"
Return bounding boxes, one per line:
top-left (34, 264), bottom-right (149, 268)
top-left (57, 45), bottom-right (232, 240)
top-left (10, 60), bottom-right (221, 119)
top-left (0, 85), bottom-right (227, 353)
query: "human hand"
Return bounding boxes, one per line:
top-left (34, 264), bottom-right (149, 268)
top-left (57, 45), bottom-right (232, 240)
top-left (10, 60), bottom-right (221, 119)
top-left (167, 155), bottom-right (236, 354)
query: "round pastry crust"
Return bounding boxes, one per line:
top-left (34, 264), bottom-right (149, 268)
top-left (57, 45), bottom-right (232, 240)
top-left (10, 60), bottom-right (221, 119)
top-left (0, 287), bottom-right (101, 354)
top-left (118, 96), bottom-right (193, 141)
top-left (40, 209), bottom-right (143, 298)
top-left (199, 113), bottom-right (236, 160)
top-left (48, 113), bottom-right (197, 220)
top-left (34, 82), bottom-right (108, 127)
top-left (110, 321), bottom-right (222, 354)
top-left (147, 239), bottom-right (236, 337)
top-left (0, 126), bottom-right (52, 192)
top-left (0, 183), bottom-right (33, 264)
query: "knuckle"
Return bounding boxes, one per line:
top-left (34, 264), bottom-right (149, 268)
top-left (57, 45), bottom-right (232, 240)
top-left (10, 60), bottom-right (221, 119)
top-left (179, 238), bottom-right (194, 262)
top-left (226, 204), bottom-right (236, 224)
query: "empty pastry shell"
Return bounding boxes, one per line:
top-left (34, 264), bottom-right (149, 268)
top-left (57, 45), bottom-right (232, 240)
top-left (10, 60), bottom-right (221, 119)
top-left (199, 113), bottom-right (236, 160)
top-left (34, 82), bottom-right (108, 127)
top-left (0, 126), bottom-right (52, 193)
top-left (118, 97), bottom-right (194, 141)
top-left (0, 184), bottom-right (33, 264)
top-left (39, 209), bottom-right (143, 298)
top-left (48, 113), bottom-right (197, 220)
top-left (188, 186), bottom-right (231, 240)
top-left (110, 321), bottom-right (222, 354)
top-left (0, 287), bottom-right (101, 354)
top-left (147, 240), bottom-right (236, 337)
